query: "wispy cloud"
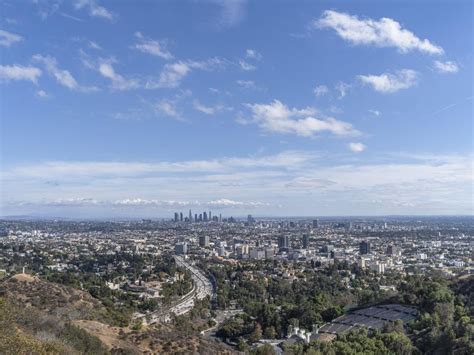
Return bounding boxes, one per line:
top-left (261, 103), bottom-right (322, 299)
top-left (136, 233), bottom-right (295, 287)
top-left (313, 85), bottom-right (329, 98)
top-left (98, 61), bottom-right (139, 90)
top-left (236, 79), bottom-right (261, 90)
top-left (245, 49), bottom-right (262, 60)
top-left (133, 32), bottom-right (173, 60)
top-left (335, 81), bottom-right (351, 99)
top-left (88, 41), bottom-right (101, 50)
top-left (0, 64), bottom-right (42, 83)
top-left (0, 29), bottom-right (23, 47)
top-left (245, 100), bottom-right (360, 137)
top-left (193, 99), bottom-right (231, 115)
top-left (433, 60), bottom-right (459, 74)
top-left (358, 69), bottom-right (418, 93)
top-left (239, 60), bottom-right (256, 71)
top-left (430, 96), bottom-right (473, 116)
top-left (146, 58), bottom-right (224, 89)
top-left (33, 54), bottom-right (98, 92)
top-left (74, 0), bottom-right (116, 21)
top-left (36, 89), bottom-right (50, 98)
top-left (154, 99), bottom-right (183, 120)
top-left (33, 0), bottom-right (61, 20)
top-left (315, 10), bottom-right (443, 55)
top-left (348, 142), bottom-right (366, 153)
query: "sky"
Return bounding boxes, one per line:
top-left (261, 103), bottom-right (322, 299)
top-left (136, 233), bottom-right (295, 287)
top-left (0, 0), bottom-right (473, 218)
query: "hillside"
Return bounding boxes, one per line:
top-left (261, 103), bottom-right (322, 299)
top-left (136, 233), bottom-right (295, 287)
top-left (0, 274), bottom-right (234, 354)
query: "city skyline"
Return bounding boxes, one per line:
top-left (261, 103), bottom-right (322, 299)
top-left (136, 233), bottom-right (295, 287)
top-left (1, 1), bottom-right (473, 218)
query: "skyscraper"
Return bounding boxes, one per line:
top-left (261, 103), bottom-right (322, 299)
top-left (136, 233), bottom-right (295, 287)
top-left (179, 212), bottom-right (183, 222)
top-left (360, 241), bottom-right (371, 255)
top-left (199, 235), bottom-right (210, 248)
top-left (203, 212), bottom-right (208, 222)
top-left (175, 242), bottom-right (187, 255)
top-left (189, 209), bottom-right (192, 222)
top-left (313, 219), bottom-right (319, 228)
top-left (174, 212), bottom-right (179, 222)
top-left (278, 235), bottom-right (290, 250)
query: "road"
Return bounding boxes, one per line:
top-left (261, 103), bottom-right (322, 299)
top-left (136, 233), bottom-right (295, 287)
top-left (138, 255), bottom-right (213, 324)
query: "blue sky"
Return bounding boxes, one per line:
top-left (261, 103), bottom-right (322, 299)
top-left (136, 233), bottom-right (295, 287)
top-left (1, 0), bottom-right (472, 218)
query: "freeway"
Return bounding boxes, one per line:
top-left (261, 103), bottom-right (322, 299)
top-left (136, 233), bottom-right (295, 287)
top-left (138, 255), bottom-right (213, 324)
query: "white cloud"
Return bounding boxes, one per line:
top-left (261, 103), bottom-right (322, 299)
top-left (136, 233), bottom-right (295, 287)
top-left (60, 12), bottom-right (84, 22)
top-left (313, 85), bottom-right (329, 97)
top-left (335, 81), bottom-right (350, 99)
top-left (98, 61), bottom-right (139, 90)
top-left (433, 60), bottom-right (459, 74)
top-left (245, 100), bottom-right (359, 137)
top-left (236, 79), bottom-right (258, 89)
top-left (33, 54), bottom-right (97, 92)
top-left (358, 69), bottom-right (418, 93)
top-left (193, 100), bottom-right (231, 115)
top-left (18, 197), bottom-right (269, 210)
top-left (208, 198), bottom-right (269, 208)
top-left (36, 90), bottom-right (49, 98)
top-left (0, 29), bottom-right (23, 47)
top-left (0, 64), bottom-right (42, 83)
top-left (315, 10), bottom-right (443, 55)
top-left (239, 60), bottom-right (256, 71)
top-left (74, 0), bottom-right (115, 21)
top-left (33, 0), bottom-right (61, 20)
top-left (133, 32), bottom-right (173, 60)
top-left (154, 99), bottom-right (182, 120)
top-left (88, 41), bottom-right (101, 50)
top-left (146, 58), bottom-right (223, 89)
top-left (348, 142), bottom-right (366, 153)
top-left (245, 49), bottom-right (262, 60)
top-left (147, 62), bottom-right (191, 88)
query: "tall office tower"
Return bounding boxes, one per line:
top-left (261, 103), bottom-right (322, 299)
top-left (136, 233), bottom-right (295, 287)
top-left (359, 240), bottom-right (371, 255)
top-left (278, 235), bottom-right (290, 250)
top-left (199, 213), bottom-right (203, 222)
top-left (247, 214), bottom-right (255, 224)
top-left (174, 212), bottom-right (179, 222)
top-left (199, 235), bottom-right (210, 248)
top-left (179, 212), bottom-right (183, 222)
top-left (189, 209), bottom-right (192, 221)
top-left (175, 242), bottom-right (187, 255)
top-left (209, 211), bottom-right (212, 220)
top-left (219, 214), bottom-right (222, 222)
top-left (313, 219), bottom-right (319, 228)
top-left (302, 234), bottom-right (310, 249)
top-left (203, 212), bottom-right (208, 222)
top-left (194, 214), bottom-right (198, 222)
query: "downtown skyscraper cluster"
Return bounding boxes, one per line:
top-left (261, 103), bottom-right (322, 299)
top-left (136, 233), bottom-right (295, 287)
top-left (173, 210), bottom-right (222, 223)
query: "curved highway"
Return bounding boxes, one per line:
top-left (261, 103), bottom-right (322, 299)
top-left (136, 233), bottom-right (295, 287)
top-left (139, 255), bottom-right (213, 324)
